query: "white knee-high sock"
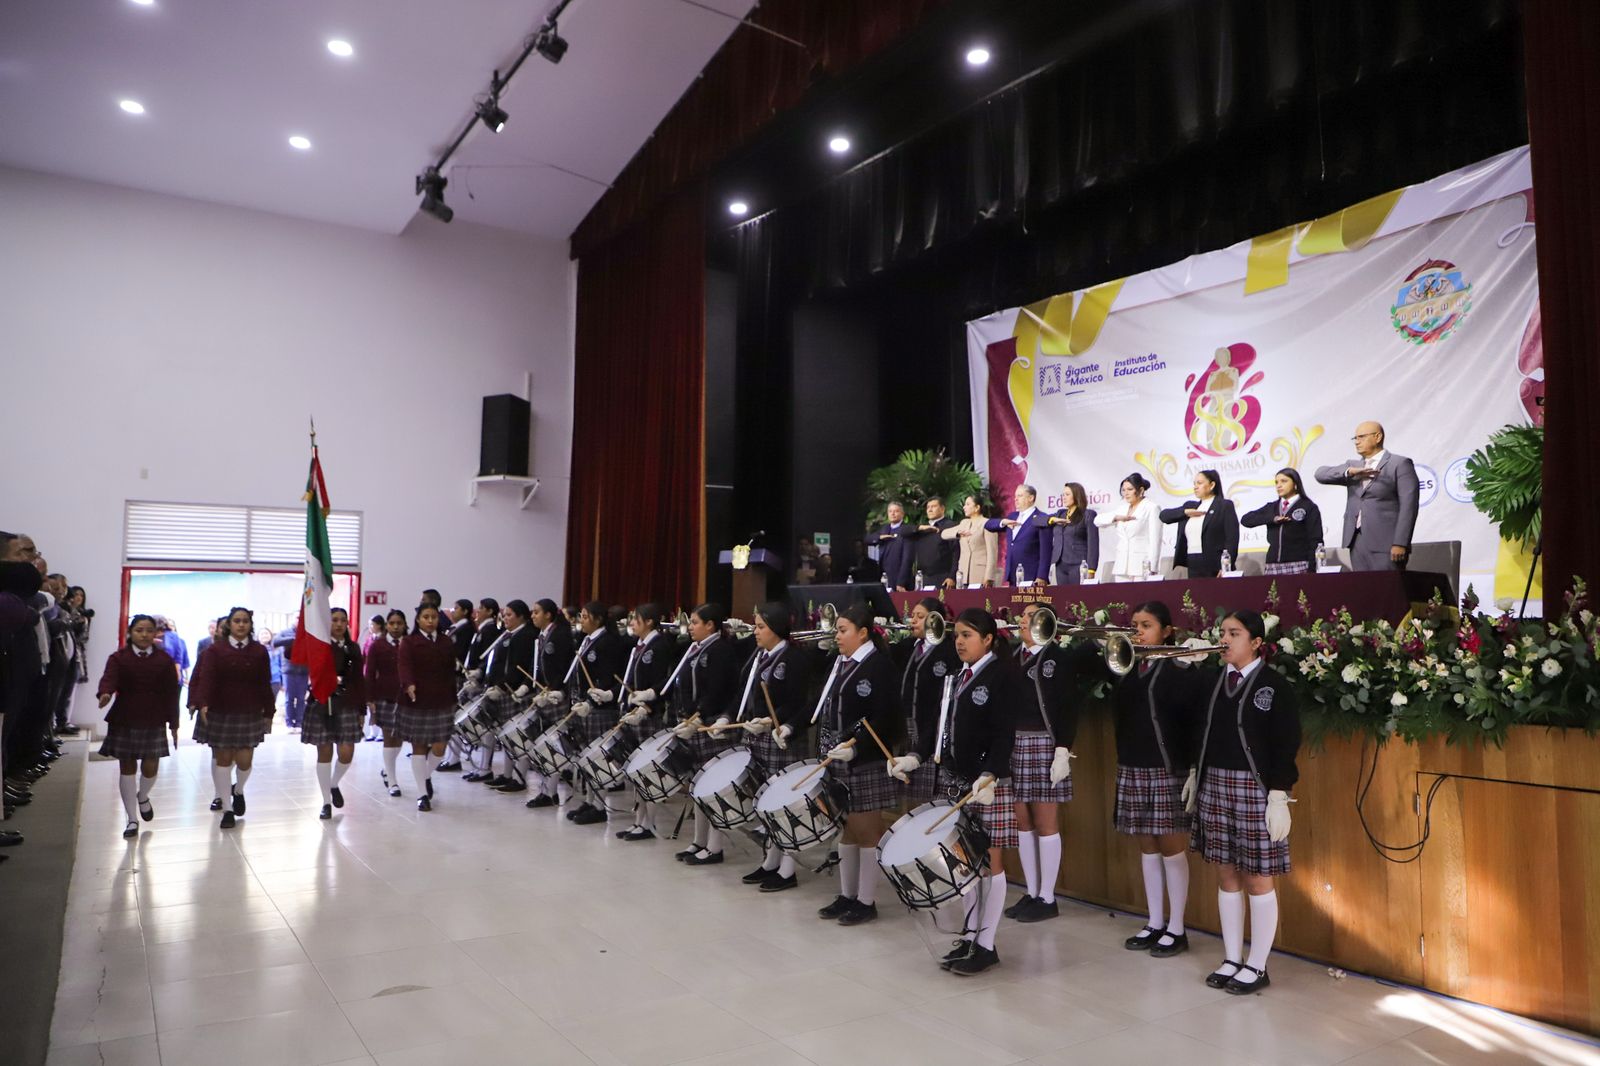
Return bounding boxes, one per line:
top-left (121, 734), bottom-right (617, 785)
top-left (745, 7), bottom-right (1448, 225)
top-left (1217, 889), bottom-right (1245, 971)
top-left (315, 762), bottom-right (332, 803)
top-left (233, 766), bottom-right (252, 792)
top-left (1162, 853), bottom-right (1190, 935)
top-left (137, 771), bottom-right (157, 803)
top-left (210, 763), bottom-right (231, 803)
top-left (762, 844), bottom-right (782, 872)
top-left (118, 773), bottom-right (139, 822)
top-left (692, 814), bottom-right (710, 848)
top-left (638, 800), bottom-right (655, 831)
top-left (777, 853), bottom-right (797, 878)
top-left (411, 752), bottom-right (428, 793)
top-left (1141, 852), bottom-right (1166, 929)
top-left (838, 843), bottom-right (860, 899)
top-left (1037, 832), bottom-right (1062, 904)
top-left (856, 848), bottom-right (879, 906)
top-left (704, 827), bottom-right (723, 855)
top-left (1243, 890), bottom-right (1278, 976)
top-left (331, 759), bottom-right (350, 786)
top-left (976, 873), bottom-right (1007, 949)
top-left (1017, 830), bottom-right (1039, 898)
top-left (382, 746), bottom-right (400, 782)
top-left (424, 752), bottom-right (441, 776)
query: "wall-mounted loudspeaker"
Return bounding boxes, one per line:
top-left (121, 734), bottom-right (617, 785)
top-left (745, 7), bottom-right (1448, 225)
top-left (479, 394), bottom-right (531, 477)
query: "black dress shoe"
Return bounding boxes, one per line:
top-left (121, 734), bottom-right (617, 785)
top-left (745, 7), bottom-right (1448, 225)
top-left (220, 811), bottom-right (236, 829)
top-left (759, 873), bottom-right (798, 893)
top-left (573, 806), bottom-right (608, 825)
top-left (232, 789), bottom-right (246, 816)
top-left (817, 895), bottom-right (854, 919)
top-left (684, 849), bottom-right (724, 865)
top-left (0, 831), bottom-right (23, 846)
top-left (436, 761), bottom-right (462, 772)
top-left (319, 804), bottom-right (332, 820)
top-left (417, 795), bottom-right (432, 812)
top-left (620, 827), bottom-right (655, 841)
top-left (940, 940), bottom-right (974, 969)
top-left (494, 781), bottom-right (527, 793)
top-left (677, 845), bottom-right (701, 862)
top-left (330, 787), bottom-right (344, 809)
top-left (1205, 961), bottom-right (1243, 989)
top-left (1149, 932), bottom-right (1189, 958)
top-left (949, 945), bottom-right (1000, 976)
top-left (209, 797), bottom-right (224, 811)
top-left (526, 794), bottom-right (556, 809)
top-left (6, 794), bottom-right (31, 807)
top-left (1015, 898), bottom-right (1059, 924)
top-left (1224, 964), bottom-right (1270, 994)
top-left (122, 821), bottom-right (138, 838)
top-left (487, 775), bottom-right (513, 788)
top-left (1124, 925), bottom-right (1163, 950)
top-left (1003, 895), bottom-right (1036, 919)
top-left (742, 866), bottom-right (775, 884)
top-left (837, 901), bottom-right (878, 926)
top-left (463, 772), bottom-right (488, 783)
top-left (139, 800), bottom-right (154, 822)
top-left (388, 784), bottom-right (402, 798)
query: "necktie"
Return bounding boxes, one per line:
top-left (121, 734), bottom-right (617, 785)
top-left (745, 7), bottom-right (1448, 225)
top-left (957, 666), bottom-right (973, 692)
top-left (913, 641), bottom-right (926, 662)
top-left (757, 649), bottom-right (770, 674)
top-left (1227, 669), bottom-right (1243, 695)
top-left (1279, 498), bottom-right (1289, 516)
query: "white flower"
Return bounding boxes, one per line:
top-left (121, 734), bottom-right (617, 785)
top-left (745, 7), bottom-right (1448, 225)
top-left (1454, 693), bottom-right (1466, 705)
top-left (1542, 658), bottom-right (1563, 679)
top-left (1341, 664), bottom-right (1361, 685)
top-left (1278, 637), bottom-right (1295, 654)
top-left (1093, 609), bottom-right (1109, 625)
top-left (1263, 613), bottom-right (1280, 635)
top-left (1391, 692), bottom-right (1408, 707)
top-left (1581, 609), bottom-right (1594, 627)
top-left (1349, 624), bottom-right (1366, 637)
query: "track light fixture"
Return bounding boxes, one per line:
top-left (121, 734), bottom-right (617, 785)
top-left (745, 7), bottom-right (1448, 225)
top-left (416, 167), bottom-right (453, 223)
top-left (535, 22), bottom-right (568, 64)
top-left (476, 71), bottom-right (509, 133)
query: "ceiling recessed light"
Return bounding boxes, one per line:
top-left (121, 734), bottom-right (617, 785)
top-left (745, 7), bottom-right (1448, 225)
top-left (728, 201), bottom-right (749, 217)
top-left (288, 135), bottom-right (312, 151)
top-left (128, 0), bottom-right (155, 6)
top-left (327, 39), bottom-right (354, 58)
top-left (965, 46), bottom-right (991, 67)
top-left (828, 135), bottom-right (851, 155)
top-left (118, 99), bottom-right (146, 115)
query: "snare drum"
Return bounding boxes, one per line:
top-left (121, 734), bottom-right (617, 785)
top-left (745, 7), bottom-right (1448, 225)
top-left (452, 693), bottom-right (495, 747)
top-left (496, 706), bottom-right (543, 762)
top-left (754, 760), bottom-right (851, 853)
top-left (876, 801), bottom-right (992, 910)
top-left (577, 728), bottom-right (640, 791)
top-left (690, 748), bottom-right (761, 831)
top-left (623, 729), bottom-right (696, 803)
top-left (528, 722), bottom-right (576, 778)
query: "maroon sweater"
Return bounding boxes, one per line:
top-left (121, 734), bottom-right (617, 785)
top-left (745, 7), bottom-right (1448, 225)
top-left (398, 630), bottom-right (456, 710)
top-left (97, 646), bottom-right (181, 729)
top-left (364, 635), bottom-right (402, 703)
top-left (189, 640), bottom-right (273, 717)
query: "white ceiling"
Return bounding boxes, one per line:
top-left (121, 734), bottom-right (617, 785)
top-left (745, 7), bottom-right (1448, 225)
top-left (0, 0), bottom-right (755, 237)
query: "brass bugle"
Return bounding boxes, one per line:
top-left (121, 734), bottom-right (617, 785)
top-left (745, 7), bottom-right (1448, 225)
top-left (882, 610), bottom-right (947, 645)
top-left (1103, 632), bottom-right (1224, 676)
top-left (791, 602), bottom-right (839, 641)
top-left (1028, 606), bottom-right (1134, 646)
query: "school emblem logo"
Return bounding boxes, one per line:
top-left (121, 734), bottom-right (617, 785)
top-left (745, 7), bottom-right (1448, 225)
top-left (774, 662), bottom-right (787, 680)
top-left (1391, 259), bottom-right (1472, 344)
top-left (1253, 687), bottom-right (1275, 711)
top-left (855, 679), bottom-right (873, 697)
top-left (1042, 659), bottom-right (1056, 678)
top-left (972, 686), bottom-right (990, 706)
top-left (1291, 507), bottom-right (1306, 521)
top-left (586, 650), bottom-right (597, 662)
top-left (932, 662), bottom-right (948, 678)
top-left (641, 650), bottom-right (654, 664)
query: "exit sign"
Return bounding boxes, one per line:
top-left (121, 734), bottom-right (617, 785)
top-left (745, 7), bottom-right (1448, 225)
top-left (363, 591), bottom-right (387, 606)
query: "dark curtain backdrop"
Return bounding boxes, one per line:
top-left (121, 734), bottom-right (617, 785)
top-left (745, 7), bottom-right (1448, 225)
top-left (1525, 0), bottom-right (1600, 603)
top-left (563, 185), bottom-right (705, 607)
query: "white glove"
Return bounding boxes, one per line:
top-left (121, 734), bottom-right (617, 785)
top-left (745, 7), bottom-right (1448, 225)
top-left (463, 679), bottom-right (484, 697)
top-left (774, 724), bottom-right (792, 749)
top-left (629, 687), bottom-right (657, 706)
top-left (1181, 767), bottom-right (1198, 813)
top-left (742, 717), bottom-right (772, 735)
top-left (673, 719), bottom-right (699, 739)
top-left (588, 687), bottom-right (614, 704)
top-left (1266, 789), bottom-right (1295, 842)
top-left (571, 700), bottom-right (593, 717)
top-left (1049, 746), bottom-right (1074, 784)
top-left (513, 684), bottom-right (530, 700)
top-left (826, 742), bottom-right (856, 763)
top-left (888, 754), bottom-right (920, 783)
top-left (1179, 637), bottom-right (1214, 664)
top-left (713, 717), bottom-right (731, 731)
top-left (971, 773), bottom-right (998, 805)
top-left (466, 669), bottom-right (483, 682)
top-left (621, 707), bottom-right (648, 726)
top-left (535, 691), bottom-right (559, 709)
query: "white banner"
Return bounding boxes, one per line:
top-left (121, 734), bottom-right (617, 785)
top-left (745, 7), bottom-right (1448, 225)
top-left (968, 147), bottom-right (1542, 608)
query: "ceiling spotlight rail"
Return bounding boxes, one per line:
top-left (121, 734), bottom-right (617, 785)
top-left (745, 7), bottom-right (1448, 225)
top-left (413, 0), bottom-right (574, 222)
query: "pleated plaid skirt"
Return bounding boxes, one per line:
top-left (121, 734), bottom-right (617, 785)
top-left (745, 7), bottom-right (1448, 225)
top-left (300, 700), bottom-right (364, 746)
top-left (202, 712), bottom-right (266, 749)
top-left (577, 703), bottom-right (622, 744)
top-left (399, 705), bottom-right (455, 745)
top-left (934, 770), bottom-right (1018, 849)
top-left (1263, 560), bottom-right (1310, 575)
top-left (742, 730), bottom-right (787, 780)
top-left (372, 700), bottom-right (401, 732)
top-left (1113, 764), bottom-right (1190, 836)
top-left (1191, 767), bottom-right (1290, 876)
top-left (687, 727), bottom-right (734, 765)
top-left (99, 724), bottom-right (172, 760)
top-left (1011, 730), bottom-right (1073, 803)
top-left (900, 719), bottom-right (934, 806)
top-left (818, 727), bottom-right (897, 812)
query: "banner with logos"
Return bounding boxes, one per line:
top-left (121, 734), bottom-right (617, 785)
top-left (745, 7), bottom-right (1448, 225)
top-left (967, 147), bottom-right (1542, 609)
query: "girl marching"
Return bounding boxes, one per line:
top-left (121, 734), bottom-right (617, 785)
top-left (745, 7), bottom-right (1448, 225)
top-left (398, 604), bottom-right (459, 811)
top-left (189, 607), bottom-right (274, 830)
top-left (303, 607), bottom-right (365, 819)
top-left (364, 609), bottom-right (409, 797)
top-left (97, 614), bottom-right (181, 838)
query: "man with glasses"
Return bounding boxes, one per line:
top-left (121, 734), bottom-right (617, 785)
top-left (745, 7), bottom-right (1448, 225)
top-left (1314, 422), bottom-right (1418, 571)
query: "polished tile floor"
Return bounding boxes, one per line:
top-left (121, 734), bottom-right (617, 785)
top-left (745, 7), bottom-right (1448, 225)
top-left (48, 734), bottom-right (1600, 1066)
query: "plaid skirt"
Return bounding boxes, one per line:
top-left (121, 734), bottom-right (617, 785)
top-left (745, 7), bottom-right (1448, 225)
top-left (1012, 731), bottom-right (1073, 803)
top-left (1263, 560), bottom-right (1310, 575)
top-left (1113, 764), bottom-right (1191, 836)
top-left (399, 705), bottom-right (455, 746)
top-left (742, 730), bottom-right (787, 780)
top-left (1191, 767), bottom-right (1290, 876)
top-left (935, 770), bottom-right (1018, 849)
top-left (819, 727), bottom-right (897, 813)
top-left (901, 719), bottom-right (934, 806)
top-left (687, 727), bottom-right (735, 765)
top-left (372, 700), bottom-right (401, 732)
top-left (577, 703), bottom-right (622, 744)
top-left (300, 700), bottom-right (364, 746)
top-left (190, 712), bottom-right (209, 743)
top-left (203, 712), bottom-right (266, 749)
top-left (100, 724), bottom-right (172, 760)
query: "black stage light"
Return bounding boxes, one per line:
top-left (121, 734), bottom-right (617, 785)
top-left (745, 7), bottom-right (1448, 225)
top-left (416, 167), bottom-right (453, 223)
top-left (477, 97), bottom-right (509, 133)
top-left (535, 24), bottom-right (568, 64)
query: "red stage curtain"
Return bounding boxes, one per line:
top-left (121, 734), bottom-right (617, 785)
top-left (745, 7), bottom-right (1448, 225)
top-left (569, 0), bottom-right (949, 259)
top-left (1525, 0), bottom-right (1600, 605)
top-left (563, 185), bottom-right (706, 608)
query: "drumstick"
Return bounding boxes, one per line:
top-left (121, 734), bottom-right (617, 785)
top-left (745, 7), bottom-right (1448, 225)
top-left (515, 665), bottom-right (549, 693)
top-left (577, 655), bottom-right (596, 690)
top-left (858, 718), bottom-right (895, 761)
top-left (698, 720), bottom-right (744, 733)
top-left (795, 739), bottom-right (855, 786)
top-left (760, 682), bottom-right (779, 724)
top-left (926, 789), bottom-right (975, 832)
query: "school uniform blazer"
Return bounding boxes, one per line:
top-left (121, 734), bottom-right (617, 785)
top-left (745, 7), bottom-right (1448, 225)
top-left (622, 630), bottom-right (679, 718)
top-left (819, 645), bottom-right (902, 750)
top-left (484, 625), bottom-right (537, 689)
top-left (1240, 496), bottom-right (1325, 567)
top-left (535, 624), bottom-right (575, 689)
top-left (398, 631), bottom-right (457, 710)
top-left (97, 646), bottom-right (180, 728)
top-left (448, 619), bottom-right (474, 665)
top-left (464, 621), bottom-right (502, 672)
top-left (1094, 498), bottom-right (1164, 578)
top-left (1048, 510), bottom-right (1100, 578)
top-left (363, 635), bottom-right (402, 703)
top-left (900, 636), bottom-right (960, 750)
top-left (1159, 498), bottom-right (1240, 577)
top-left (872, 522), bottom-right (916, 589)
top-left (984, 511), bottom-right (1053, 584)
top-left (1016, 641), bottom-right (1101, 746)
top-left (732, 641), bottom-right (814, 731)
top-left (1194, 662), bottom-right (1302, 792)
top-left (331, 638), bottom-right (365, 705)
top-left (565, 627), bottom-right (627, 702)
top-left (677, 634), bottom-right (739, 723)
top-left (185, 644), bottom-right (211, 711)
top-left (190, 640), bottom-right (273, 716)
top-left (1111, 658), bottom-right (1205, 773)
top-left (941, 517), bottom-right (1001, 585)
top-left (914, 654), bottom-right (1017, 783)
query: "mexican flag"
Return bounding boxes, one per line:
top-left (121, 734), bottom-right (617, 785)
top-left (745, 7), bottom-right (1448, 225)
top-left (292, 445), bottom-right (337, 702)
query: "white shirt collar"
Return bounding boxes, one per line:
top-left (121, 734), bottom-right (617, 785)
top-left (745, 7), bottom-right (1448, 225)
top-left (847, 642), bottom-right (875, 664)
top-left (1195, 496), bottom-right (1213, 512)
top-left (230, 638), bottom-right (246, 649)
top-left (1230, 657), bottom-right (1264, 682)
top-left (964, 650), bottom-right (996, 676)
top-left (1366, 450), bottom-right (1387, 468)
top-left (505, 622), bottom-right (525, 636)
top-left (387, 634), bottom-right (398, 645)
top-left (765, 639), bottom-right (788, 657)
top-left (1017, 506), bottom-right (1036, 523)
top-left (1280, 494), bottom-right (1300, 507)
top-left (133, 646), bottom-right (151, 657)
top-left (1022, 642), bottom-right (1042, 658)
top-left (694, 632), bottom-right (720, 651)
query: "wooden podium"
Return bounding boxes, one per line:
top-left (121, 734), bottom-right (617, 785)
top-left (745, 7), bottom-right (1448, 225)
top-left (717, 547), bottom-right (783, 621)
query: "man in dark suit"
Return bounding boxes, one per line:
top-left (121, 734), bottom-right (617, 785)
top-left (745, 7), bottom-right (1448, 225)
top-left (909, 496), bottom-right (958, 588)
top-left (985, 484), bottom-right (1053, 585)
top-left (871, 502), bottom-right (916, 590)
top-left (1314, 421), bottom-right (1419, 571)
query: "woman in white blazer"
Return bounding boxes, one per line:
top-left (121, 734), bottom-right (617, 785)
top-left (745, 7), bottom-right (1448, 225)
top-left (941, 494), bottom-right (1002, 586)
top-left (1094, 473), bottom-right (1164, 579)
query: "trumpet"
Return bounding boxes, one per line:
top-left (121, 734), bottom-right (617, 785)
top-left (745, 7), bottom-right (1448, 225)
top-left (791, 602), bottom-right (839, 641)
top-left (673, 611), bottom-right (693, 639)
top-left (728, 618), bottom-right (757, 639)
top-left (1103, 632), bottom-right (1224, 676)
top-left (1027, 606), bottom-right (1133, 646)
top-left (882, 610), bottom-right (947, 645)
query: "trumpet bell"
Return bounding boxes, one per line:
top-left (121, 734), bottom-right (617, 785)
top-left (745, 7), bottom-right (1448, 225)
top-left (1028, 606), bottom-right (1058, 646)
top-left (1105, 632), bottom-right (1138, 676)
top-left (925, 611), bottom-right (947, 645)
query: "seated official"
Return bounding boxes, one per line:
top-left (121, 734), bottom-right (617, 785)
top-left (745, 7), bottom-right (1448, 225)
top-left (1240, 467), bottom-right (1324, 575)
top-left (1159, 470), bottom-right (1239, 579)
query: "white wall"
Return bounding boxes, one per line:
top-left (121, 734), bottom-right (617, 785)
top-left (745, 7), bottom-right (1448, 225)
top-left (0, 165), bottom-right (575, 724)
